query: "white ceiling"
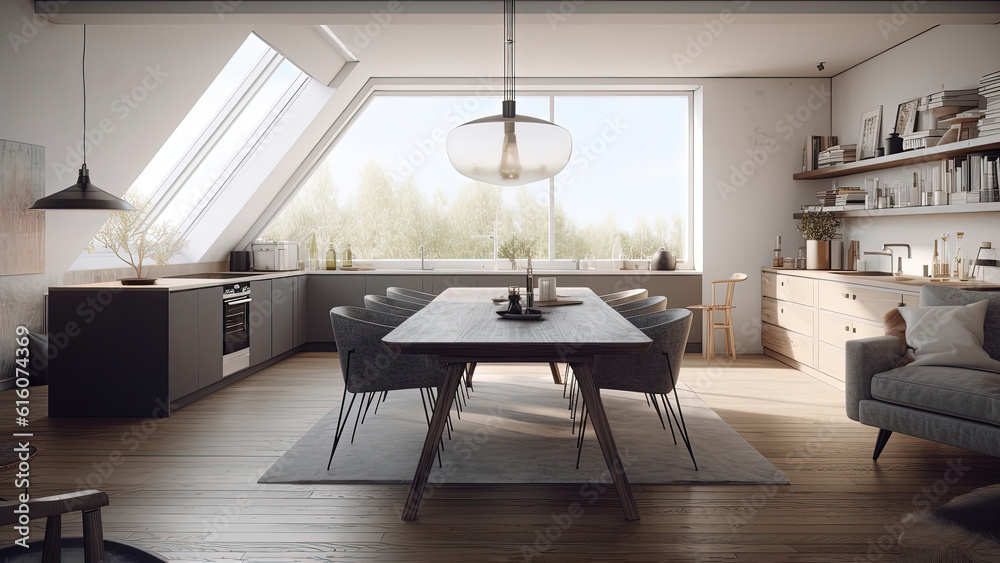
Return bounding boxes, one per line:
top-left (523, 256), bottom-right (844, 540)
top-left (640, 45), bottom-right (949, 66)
top-left (43, 1), bottom-right (1000, 78)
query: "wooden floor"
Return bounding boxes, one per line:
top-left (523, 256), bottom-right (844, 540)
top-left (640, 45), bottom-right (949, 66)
top-left (2, 353), bottom-right (999, 562)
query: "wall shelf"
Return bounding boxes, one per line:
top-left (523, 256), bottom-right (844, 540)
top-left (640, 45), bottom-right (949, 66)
top-left (792, 136), bottom-right (1000, 180)
top-left (792, 201), bottom-right (1000, 219)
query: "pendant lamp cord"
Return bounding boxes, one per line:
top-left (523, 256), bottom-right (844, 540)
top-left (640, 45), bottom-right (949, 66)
top-left (82, 24), bottom-right (87, 168)
top-left (502, 0), bottom-right (515, 117)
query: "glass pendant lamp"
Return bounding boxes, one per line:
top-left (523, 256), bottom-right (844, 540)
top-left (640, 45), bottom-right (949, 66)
top-left (31, 25), bottom-right (134, 211)
top-left (447, 0), bottom-right (571, 186)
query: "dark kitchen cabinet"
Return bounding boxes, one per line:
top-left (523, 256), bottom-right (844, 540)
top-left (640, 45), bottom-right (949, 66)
top-left (294, 275), bottom-right (307, 347)
top-left (197, 286), bottom-right (223, 388)
top-left (307, 274), bottom-right (366, 343)
top-left (168, 290), bottom-right (199, 399)
top-left (249, 280), bottom-right (272, 366)
top-left (272, 277), bottom-right (295, 355)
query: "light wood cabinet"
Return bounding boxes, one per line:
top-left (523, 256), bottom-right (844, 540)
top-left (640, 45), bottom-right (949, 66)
top-left (761, 297), bottom-right (813, 336)
top-left (761, 269), bottom-right (919, 385)
top-left (761, 323), bottom-right (813, 365)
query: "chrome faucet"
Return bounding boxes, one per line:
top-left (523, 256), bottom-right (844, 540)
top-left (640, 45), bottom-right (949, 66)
top-left (882, 243), bottom-right (912, 258)
top-left (882, 244), bottom-right (912, 275)
top-left (420, 245), bottom-right (433, 270)
top-left (472, 211), bottom-right (500, 270)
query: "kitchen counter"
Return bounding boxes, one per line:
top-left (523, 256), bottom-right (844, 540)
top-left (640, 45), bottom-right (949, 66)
top-left (49, 268), bottom-right (699, 292)
top-left (762, 267), bottom-right (999, 292)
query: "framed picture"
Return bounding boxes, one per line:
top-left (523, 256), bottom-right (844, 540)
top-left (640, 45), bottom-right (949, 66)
top-left (857, 106), bottom-right (882, 160)
top-left (894, 99), bottom-right (919, 135)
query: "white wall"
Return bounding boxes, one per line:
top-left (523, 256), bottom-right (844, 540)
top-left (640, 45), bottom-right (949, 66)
top-left (263, 22), bottom-right (832, 355)
top-left (828, 24), bottom-right (1000, 282)
top-left (0, 1), bottom-right (252, 274)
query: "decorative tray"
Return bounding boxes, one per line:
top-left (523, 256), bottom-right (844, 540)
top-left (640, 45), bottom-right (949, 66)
top-left (496, 308), bottom-right (543, 320)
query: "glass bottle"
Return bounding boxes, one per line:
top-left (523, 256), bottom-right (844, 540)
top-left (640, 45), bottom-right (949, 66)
top-left (932, 239), bottom-right (940, 277)
top-left (309, 233), bottom-right (318, 270)
top-left (343, 244), bottom-right (353, 268)
top-left (325, 244), bottom-right (337, 270)
top-left (940, 234), bottom-right (950, 277)
top-left (773, 235), bottom-right (782, 268)
top-left (954, 232), bottom-right (965, 280)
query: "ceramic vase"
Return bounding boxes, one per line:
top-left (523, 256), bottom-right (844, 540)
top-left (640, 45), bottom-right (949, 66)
top-left (651, 248), bottom-right (676, 270)
top-left (806, 240), bottom-right (831, 270)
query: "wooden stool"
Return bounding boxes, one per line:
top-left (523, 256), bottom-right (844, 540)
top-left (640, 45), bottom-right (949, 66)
top-left (898, 485), bottom-right (1000, 562)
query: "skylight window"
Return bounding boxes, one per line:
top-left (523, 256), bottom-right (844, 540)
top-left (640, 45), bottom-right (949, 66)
top-left (74, 32), bottom-right (329, 270)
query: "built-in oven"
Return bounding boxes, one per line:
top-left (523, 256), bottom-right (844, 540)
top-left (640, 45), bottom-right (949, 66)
top-left (222, 282), bottom-right (251, 376)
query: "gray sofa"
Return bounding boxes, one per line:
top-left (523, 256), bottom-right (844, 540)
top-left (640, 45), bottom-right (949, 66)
top-left (846, 285), bottom-right (1000, 460)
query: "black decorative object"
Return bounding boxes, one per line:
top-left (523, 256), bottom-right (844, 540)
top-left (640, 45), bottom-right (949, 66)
top-left (885, 132), bottom-right (904, 155)
top-left (506, 286), bottom-right (522, 315)
top-left (651, 247), bottom-right (676, 271)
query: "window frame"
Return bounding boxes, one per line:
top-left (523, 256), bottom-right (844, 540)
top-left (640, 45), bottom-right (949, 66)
top-left (257, 79), bottom-right (700, 271)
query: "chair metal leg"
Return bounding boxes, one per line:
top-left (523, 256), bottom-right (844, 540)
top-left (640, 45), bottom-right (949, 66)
top-left (360, 391), bottom-right (378, 424)
top-left (648, 394), bottom-right (678, 445)
top-left (664, 354), bottom-right (697, 470)
top-left (350, 392), bottom-right (368, 443)
top-left (576, 398), bottom-right (589, 469)
top-left (327, 387), bottom-right (357, 470)
top-left (664, 391), bottom-right (697, 471)
top-left (562, 363), bottom-right (573, 398)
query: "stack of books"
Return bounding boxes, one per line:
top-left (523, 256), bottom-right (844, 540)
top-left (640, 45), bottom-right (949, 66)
top-left (919, 89), bottom-right (981, 111)
top-left (817, 144), bottom-right (856, 167)
top-left (803, 135), bottom-right (838, 171)
top-left (817, 187), bottom-right (867, 210)
top-left (978, 70), bottom-right (1000, 137)
top-left (902, 129), bottom-right (949, 150)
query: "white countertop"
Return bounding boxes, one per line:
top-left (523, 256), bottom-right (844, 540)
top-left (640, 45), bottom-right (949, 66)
top-left (762, 267), bottom-right (999, 292)
top-left (49, 268), bottom-right (699, 292)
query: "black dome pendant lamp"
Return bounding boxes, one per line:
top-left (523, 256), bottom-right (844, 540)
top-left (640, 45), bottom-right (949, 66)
top-left (31, 25), bottom-right (134, 211)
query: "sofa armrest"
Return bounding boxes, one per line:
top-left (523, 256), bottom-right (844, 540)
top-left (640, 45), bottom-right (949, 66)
top-left (845, 336), bottom-right (902, 421)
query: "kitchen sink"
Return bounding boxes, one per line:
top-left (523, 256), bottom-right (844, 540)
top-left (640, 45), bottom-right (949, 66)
top-left (832, 271), bottom-right (895, 276)
top-left (166, 272), bottom-right (267, 279)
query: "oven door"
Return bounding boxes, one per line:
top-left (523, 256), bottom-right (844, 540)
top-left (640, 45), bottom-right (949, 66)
top-left (223, 296), bottom-right (251, 379)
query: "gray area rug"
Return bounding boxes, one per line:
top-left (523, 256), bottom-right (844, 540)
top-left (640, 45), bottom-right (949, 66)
top-left (259, 371), bottom-right (789, 485)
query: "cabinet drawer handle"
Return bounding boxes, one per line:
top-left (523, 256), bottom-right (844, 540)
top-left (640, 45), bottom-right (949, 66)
top-left (844, 293), bottom-right (850, 298)
top-left (780, 308), bottom-right (784, 313)
top-left (852, 294), bottom-right (857, 300)
top-left (853, 327), bottom-right (857, 333)
top-left (844, 325), bottom-right (850, 331)
top-left (781, 282), bottom-right (785, 286)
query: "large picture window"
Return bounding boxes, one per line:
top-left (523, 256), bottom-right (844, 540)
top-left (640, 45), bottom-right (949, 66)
top-left (265, 91), bottom-right (693, 268)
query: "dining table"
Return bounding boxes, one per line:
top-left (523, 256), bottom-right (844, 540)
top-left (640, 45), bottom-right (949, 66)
top-left (382, 286), bottom-right (652, 521)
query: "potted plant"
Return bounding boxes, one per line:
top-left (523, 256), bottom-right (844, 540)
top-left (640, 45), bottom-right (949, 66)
top-left (797, 211), bottom-right (841, 269)
top-left (91, 193), bottom-right (189, 284)
top-left (497, 233), bottom-right (536, 269)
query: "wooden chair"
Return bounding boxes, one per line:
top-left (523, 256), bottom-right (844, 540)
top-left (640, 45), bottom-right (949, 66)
top-left (688, 273), bottom-right (748, 361)
top-left (0, 490), bottom-right (167, 562)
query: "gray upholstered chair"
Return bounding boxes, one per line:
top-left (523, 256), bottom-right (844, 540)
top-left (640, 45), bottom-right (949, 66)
top-left (328, 306), bottom-right (448, 469)
top-left (363, 294), bottom-right (425, 317)
top-left (575, 308), bottom-right (696, 470)
top-left (599, 288), bottom-right (648, 307)
top-left (386, 287), bottom-right (437, 304)
top-left (612, 295), bottom-right (668, 318)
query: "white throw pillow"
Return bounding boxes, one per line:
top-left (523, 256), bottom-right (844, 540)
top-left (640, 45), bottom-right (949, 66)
top-left (898, 300), bottom-right (1000, 373)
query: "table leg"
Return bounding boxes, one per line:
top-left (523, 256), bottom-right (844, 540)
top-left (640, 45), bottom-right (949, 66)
top-left (401, 362), bottom-right (465, 521)
top-left (548, 362), bottom-right (563, 385)
top-left (571, 362), bottom-right (640, 521)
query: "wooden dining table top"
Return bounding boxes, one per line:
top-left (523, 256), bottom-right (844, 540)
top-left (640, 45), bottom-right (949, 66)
top-left (382, 286), bottom-right (652, 362)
